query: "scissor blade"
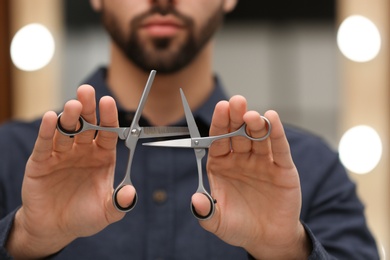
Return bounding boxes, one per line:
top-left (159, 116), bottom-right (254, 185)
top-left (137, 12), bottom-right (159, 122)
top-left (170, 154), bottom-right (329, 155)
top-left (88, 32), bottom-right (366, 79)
top-left (131, 70), bottom-right (156, 128)
top-left (125, 70), bottom-right (156, 148)
top-left (140, 126), bottom-right (189, 138)
top-left (180, 89), bottom-right (201, 138)
top-left (143, 138), bottom-right (193, 148)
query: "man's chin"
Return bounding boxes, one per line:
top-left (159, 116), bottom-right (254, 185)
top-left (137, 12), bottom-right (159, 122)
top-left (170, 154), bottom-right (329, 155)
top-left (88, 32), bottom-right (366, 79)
top-left (132, 52), bottom-right (189, 73)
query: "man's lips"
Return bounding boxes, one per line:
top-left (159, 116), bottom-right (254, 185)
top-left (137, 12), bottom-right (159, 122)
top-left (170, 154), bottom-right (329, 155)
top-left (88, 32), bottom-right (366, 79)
top-left (140, 16), bottom-right (184, 37)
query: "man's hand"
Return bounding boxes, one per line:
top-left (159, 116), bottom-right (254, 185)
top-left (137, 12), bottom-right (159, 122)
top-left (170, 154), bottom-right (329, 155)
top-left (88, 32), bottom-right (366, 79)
top-left (192, 95), bottom-right (310, 259)
top-left (6, 85), bottom-right (135, 258)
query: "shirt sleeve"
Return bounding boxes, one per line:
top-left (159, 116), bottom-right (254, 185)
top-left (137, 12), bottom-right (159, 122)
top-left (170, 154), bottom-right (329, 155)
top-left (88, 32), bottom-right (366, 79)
top-left (248, 221), bottom-right (372, 260)
top-left (247, 222), bottom-right (335, 260)
top-left (0, 209), bottom-right (17, 260)
top-left (303, 222), bottom-right (336, 260)
top-left (246, 128), bottom-right (380, 259)
top-left (295, 134), bottom-right (380, 259)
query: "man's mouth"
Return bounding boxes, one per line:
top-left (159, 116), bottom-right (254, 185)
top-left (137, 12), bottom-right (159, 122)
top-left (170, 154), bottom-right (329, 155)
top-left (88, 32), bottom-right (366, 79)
top-left (140, 15), bottom-right (184, 37)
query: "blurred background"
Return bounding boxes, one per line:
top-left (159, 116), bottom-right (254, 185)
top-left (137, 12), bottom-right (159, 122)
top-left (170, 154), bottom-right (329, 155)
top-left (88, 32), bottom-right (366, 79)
top-left (0, 0), bottom-right (388, 258)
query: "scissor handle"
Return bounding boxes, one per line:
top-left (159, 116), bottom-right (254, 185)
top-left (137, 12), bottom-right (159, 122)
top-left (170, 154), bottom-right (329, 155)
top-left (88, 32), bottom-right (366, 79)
top-left (113, 184), bottom-right (137, 212)
top-left (191, 148), bottom-right (216, 220)
top-left (56, 113), bottom-right (85, 137)
top-left (191, 192), bottom-right (216, 221)
top-left (112, 133), bottom-right (139, 213)
top-left (251, 116), bottom-right (271, 140)
top-left (236, 115), bottom-right (272, 141)
top-left (192, 116), bottom-right (272, 148)
top-left (56, 113), bottom-right (128, 139)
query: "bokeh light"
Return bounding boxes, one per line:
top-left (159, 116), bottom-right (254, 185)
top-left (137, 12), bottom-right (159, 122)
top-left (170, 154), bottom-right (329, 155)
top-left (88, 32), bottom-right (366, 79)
top-left (10, 23), bottom-right (55, 71)
top-left (339, 125), bottom-right (382, 174)
top-left (337, 15), bottom-right (381, 62)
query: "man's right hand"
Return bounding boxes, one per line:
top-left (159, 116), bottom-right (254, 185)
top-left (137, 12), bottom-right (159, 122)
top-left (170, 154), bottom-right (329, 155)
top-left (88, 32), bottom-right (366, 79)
top-left (5, 85), bottom-right (135, 258)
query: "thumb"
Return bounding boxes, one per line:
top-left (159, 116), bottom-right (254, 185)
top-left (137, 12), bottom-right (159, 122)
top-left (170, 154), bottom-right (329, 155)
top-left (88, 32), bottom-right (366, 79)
top-left (191, 193), bottom-right (221, 234)
top-left (105, 185), bottom-right (137, 223)
top-left (191, 193), bottom-right (217, 220)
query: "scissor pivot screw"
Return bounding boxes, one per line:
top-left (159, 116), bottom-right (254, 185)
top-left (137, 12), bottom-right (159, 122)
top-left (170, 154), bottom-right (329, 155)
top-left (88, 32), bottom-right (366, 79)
top-left (131, 129), bottom-right (139, 135)
top-left (194, 140), bottom-right (199, 145)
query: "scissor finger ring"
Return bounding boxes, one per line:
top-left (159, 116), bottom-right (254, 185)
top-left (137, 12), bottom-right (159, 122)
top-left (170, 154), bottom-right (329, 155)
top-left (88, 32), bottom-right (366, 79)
top-left (244, 115), bottom-right (272, 141)
top-left (113, 185), bottom-right (137, 212)
top-left (191, 192), bottom-right (217, 221)
top-left (56, 113), bottom-right (85, 137)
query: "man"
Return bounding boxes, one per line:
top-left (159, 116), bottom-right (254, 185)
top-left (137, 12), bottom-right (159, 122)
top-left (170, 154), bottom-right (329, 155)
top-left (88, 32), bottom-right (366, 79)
top-left (0, 0), bottom-right (379, 259)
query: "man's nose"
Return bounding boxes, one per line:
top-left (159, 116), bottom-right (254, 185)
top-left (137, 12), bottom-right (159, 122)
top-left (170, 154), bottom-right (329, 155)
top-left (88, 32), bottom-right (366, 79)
top-left (151, 0), bottom-right (174, 8)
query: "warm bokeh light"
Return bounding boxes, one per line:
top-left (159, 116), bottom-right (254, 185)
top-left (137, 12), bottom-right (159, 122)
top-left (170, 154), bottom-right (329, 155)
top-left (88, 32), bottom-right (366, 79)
top-left (337, 15), bottom-right (381, 62)
top-left (10, 23), bottom-right (55, 71)
top-left (339, 125), bottom-right (382, 174)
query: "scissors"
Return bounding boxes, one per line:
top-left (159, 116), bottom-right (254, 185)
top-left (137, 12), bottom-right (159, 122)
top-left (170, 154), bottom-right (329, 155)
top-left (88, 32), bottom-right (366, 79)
top-left (56, 70), bottom-right (190, 212)
top-left (144, 89), bottom-right (272, 220)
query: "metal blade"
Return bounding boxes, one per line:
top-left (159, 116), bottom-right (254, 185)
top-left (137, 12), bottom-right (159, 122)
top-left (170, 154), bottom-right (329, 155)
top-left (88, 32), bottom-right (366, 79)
top-left (139, 126), bottom-right (189, 138)
top-left (143, 138), bottom-right (193, 148)
top-left (180, 89), bottom-right (201, 138)
top-left (129, 70), bottom-right (156, 130)
top-left (125, 70), bottom-right (156, 148)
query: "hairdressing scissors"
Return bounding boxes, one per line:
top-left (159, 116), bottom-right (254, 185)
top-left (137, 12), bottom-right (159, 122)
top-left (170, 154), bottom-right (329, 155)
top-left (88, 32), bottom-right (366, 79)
top-left (144, 89), bottom-right (271, 220)
top-left (56, 70), bottom-right (190, 212)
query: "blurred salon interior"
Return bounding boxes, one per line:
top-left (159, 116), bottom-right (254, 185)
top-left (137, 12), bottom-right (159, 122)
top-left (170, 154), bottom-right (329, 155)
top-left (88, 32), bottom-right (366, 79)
top-left (0, 0), bottom-right (389, 258)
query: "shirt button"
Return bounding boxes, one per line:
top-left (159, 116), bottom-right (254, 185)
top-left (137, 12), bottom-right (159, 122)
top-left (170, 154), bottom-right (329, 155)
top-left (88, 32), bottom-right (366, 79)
top-left (152, 190), bottom-right (168, 204)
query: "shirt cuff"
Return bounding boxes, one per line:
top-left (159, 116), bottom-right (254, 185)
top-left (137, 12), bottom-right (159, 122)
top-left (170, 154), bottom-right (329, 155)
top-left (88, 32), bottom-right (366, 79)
top-left (302, 222), bottom-right (336, 260)
top-left (0, 208), bottom-right (18, 259)
top-left (247, 222), bottom-right (335, 260)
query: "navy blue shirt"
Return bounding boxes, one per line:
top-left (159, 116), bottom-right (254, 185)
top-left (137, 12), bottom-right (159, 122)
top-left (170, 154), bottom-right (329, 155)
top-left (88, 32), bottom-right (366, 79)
top-left (0, 68), bottom-right (379, 259)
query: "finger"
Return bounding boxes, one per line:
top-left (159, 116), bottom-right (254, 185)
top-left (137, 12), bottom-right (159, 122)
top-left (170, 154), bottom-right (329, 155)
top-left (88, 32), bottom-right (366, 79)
top-left (265, 110), bottom-right (295, 168)
top-left (95, 96), bottom-right (119, 150)
top-left (229, 95), bottom-right (251, 153)
top-left (113, 185), bottom-right (137, 212)
top-left (54, 100), bottom-right (82, 152)
top-left (105, 185), bottom-right (136, 222)
top-left (192, 193), bottom-right (221, 232)
top-left (243, 111), bottom-right (272, 156)
top-left (30, 111), bottom-right (58, 162)
top-left (191, 193), bottom-right (213, 218)
top-left (74, 85), bottom-right (97, 144)
top-left (208, 101), bottom-right (231, 157)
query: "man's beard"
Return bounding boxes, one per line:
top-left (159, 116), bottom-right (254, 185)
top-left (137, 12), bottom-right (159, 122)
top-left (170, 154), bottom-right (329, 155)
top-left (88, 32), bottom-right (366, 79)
top-left (101, 5), bottom-right (224, 73)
